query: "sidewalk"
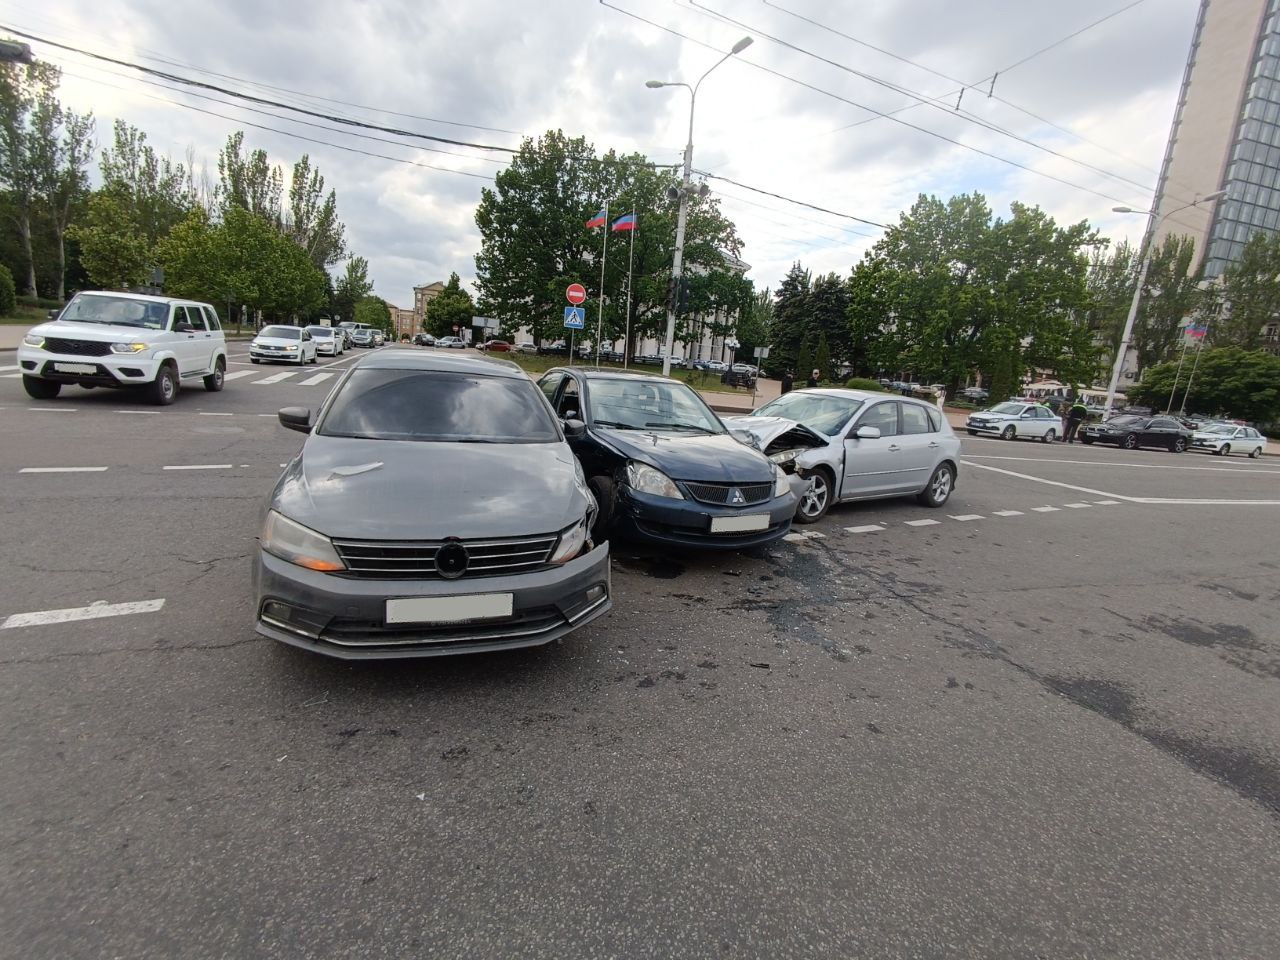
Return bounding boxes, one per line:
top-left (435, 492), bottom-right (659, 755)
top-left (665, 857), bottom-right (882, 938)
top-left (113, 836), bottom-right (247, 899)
top-left (0, 324), bottom-right (32, 351)
top-left (700, 376), bottom-right (780, 414)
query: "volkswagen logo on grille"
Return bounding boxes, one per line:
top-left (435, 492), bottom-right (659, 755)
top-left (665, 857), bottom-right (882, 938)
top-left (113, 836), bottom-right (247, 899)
top-left (434, 539), bottom-right (469, 579)
top-left (729, 487), bottom-right (746, 505)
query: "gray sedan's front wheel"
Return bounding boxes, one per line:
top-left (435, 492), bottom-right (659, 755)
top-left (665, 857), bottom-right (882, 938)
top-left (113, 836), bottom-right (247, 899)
top-left (917, 463), bottom-right (955, 508)
top-left (794, 467), bottom-right (833, 524)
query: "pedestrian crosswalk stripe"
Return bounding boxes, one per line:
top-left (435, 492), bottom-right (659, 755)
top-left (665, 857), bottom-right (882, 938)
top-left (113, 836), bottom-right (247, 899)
top-left (223, 370), bottom-right (255, 381)
top-left (1092, 499), bottom-right (1120, 505)
top-left (904, 519), bottom-right (941, 527)
top-left (1031, 506), bottom-right (1060, 512)
top-left (950, 514), bottom-right (984, 521)
top-left (992, 510), bottom-right (1024, 517)
top-left (254, 371), bottom-right (298, 384)
top-left (1063, 502), bottom-right (1091, 509)
top-left (298, 372), bottom-right (334, 386)
top-left (845, 524), bottom-right (885, 534)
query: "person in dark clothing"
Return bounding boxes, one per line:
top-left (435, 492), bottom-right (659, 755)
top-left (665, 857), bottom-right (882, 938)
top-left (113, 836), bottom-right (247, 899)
top-left (807, 368), bottom-right (820, 388)
top-left (1064, 398), bottom-right (1088, 443)
top-left (781, 370), bottom-right (795, 394)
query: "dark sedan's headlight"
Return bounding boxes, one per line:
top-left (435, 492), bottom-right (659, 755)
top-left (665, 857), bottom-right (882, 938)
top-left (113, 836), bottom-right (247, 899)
top-left (625, 461), bottom-right (684, 500)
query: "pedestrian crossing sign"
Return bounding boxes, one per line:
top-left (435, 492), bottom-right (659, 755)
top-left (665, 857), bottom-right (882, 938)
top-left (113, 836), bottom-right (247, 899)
top-left (564, 306), bottom-right (585, 329)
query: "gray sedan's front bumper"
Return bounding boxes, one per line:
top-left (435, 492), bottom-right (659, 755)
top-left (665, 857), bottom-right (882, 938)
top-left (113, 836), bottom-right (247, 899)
top-left (253, 542), bottom-right (611, 659)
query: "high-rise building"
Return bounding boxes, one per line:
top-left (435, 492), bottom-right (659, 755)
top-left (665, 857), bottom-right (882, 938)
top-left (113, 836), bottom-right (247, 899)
top-left (1150, 0), bottom-right (1280, 278)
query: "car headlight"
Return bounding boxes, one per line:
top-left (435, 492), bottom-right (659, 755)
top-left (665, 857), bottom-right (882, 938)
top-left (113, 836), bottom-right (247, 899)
top-left (110, 342), bottom-right (149, 353)
top-left (768, 448), bottom-right (799, 466)
top-left (625, 461), bottom-right (684, 499)
top-left (260, 510), bottom-right (345, 572)
top-left (283, 345), bottom-right (298, 351)
top-left (550, 516), bottom-right (589, 564)
top-left (23, 333), bottom-right (44, 348)
top-left (773, 464), bottom-right (790, 497)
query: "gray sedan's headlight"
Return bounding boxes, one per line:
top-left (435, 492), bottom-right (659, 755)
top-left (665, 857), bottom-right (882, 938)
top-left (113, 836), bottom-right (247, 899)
top-left (550, 517), bottom-right (589, 564)
top-left (260, 510), bottom-right (345, 572)
top-left (23, 333), bottom-right (44, 348)
top-left (625, 461), bottom-right (684, 500)
top-left (773, 465), bottom-right (790, 498)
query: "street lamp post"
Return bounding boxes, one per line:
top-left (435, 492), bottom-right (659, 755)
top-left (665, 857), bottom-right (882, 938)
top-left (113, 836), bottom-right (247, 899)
top-left (1104, 190), bottom-right (1226, 418)
top-left (647, 36), bottom-right (752, 379)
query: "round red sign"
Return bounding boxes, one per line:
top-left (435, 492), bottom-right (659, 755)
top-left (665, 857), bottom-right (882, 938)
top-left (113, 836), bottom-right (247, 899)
top-left (566, 283), bottom-right (587, 305)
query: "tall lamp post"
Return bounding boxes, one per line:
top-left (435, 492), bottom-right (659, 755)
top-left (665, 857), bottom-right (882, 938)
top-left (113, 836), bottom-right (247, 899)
top-left (1104, 190), bottom-right (1226, 417)
top-left (647, 35), bottom-right (752, 378)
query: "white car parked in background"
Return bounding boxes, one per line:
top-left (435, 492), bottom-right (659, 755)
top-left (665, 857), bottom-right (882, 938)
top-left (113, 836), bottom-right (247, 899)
top-left (17, 291), bottom-right (228, 405)
top-left (1192, 423), bottom-right (1268, 458)
top-left (250, 325), bottom-right (318, 365)
top-left (966, 401), bottom-right (1062, 442)
top-left (305, 325), bottom-right (343, 357)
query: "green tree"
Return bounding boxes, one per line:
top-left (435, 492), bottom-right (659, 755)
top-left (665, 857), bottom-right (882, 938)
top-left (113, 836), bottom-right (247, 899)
top-left (0, 58), bottom-right (59, 295)
top-left (69, 191), bottom-right (149, 289)
top-left (808, 272), bottom-right (852, 367)
top-left (99, 121), bottom-right (197, 246)
top-left (0, 262), bottom-right (15, 314)
top-left (218, 131), bottom-right (282, 225)
top-left (768, 262), bottom-right (811, 374)
top-left (1128, 347), bottom-right (1280, 422)
top-left (38, 107), bottom-right (94, 300)
top-left (814, 331), bottom-right (832, 382)
top-left (332, 255), bottom-right (372, 322)
top-left (354, 295), bottom-right (391, 334)
top-left (1215, 231), bottom-right (1280, 348)
top-left (425, 272), bottom-right (476, 338)
top-left (215, 207), bottom-right (325, 322)
top-left (1132, 234), bottom-right (1203, 371)
top-left (284, 154), bottom-right (345, 269)
top-left (1084, 240), bottom-right (1137, 352)
top-left (795, 335), bottom-right (814, 382)
top-left (153, 207), bottom-right (222, 303)
top-left (735, 286), bottom-right (770, 357)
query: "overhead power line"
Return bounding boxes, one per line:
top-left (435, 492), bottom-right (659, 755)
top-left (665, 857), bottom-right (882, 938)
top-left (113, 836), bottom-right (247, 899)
top-left (696, 171), bottom-right (888, 228)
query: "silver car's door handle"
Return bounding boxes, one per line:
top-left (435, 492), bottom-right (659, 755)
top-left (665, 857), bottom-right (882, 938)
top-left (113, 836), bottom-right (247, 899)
top-left (888, 443), bottom-right (900, 452)
top-left (928, 441), bottom-right (940, 448)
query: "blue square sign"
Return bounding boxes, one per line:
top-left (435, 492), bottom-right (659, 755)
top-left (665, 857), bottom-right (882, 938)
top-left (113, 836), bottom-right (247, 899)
top-left (563, 306), bottom-right (586, 329)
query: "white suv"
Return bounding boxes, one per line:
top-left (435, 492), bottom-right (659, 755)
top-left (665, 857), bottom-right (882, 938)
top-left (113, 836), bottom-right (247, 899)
top-left (18, 291), bottom-right (228, 405)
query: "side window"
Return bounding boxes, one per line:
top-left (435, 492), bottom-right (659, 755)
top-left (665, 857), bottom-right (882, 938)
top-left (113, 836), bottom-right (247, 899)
top-left (1151, 418), bottom-right (1177, 430)
top-left (926, 406), bottom-right (942, 432)
top-left (175, 306), bottom-right (206, 332)
top-left (538, 373), bottom-right (564, 404)
top-left (901, 403), bottom-right (933, 435)
top-left (859, 402), bottom-right (899, 437)
top-left (558, 379), bottom-right (580, 419)
top-left (203, 306), bottom-right (221, 331)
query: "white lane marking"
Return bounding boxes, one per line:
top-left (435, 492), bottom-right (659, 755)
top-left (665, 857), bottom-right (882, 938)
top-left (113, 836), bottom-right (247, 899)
top-left (199, 412), bottom-right (234, 417)
top-left (258, 413), bottom-right (277, 417)
top-left (1032, 506), bottom-right (1061, 513)
top-left (965, 454), bottom-right (1280, 476)
top-left (904, 518), bottom-right (941, 527)
top-left (845, 524), bottom-right (886, 534)
top-left (28, 406), bottom-right (76, 412)
top-left (965, 462), bottom-right (1125, 500)
top-left (162, 464), bottom-right (233, 471)
top-left (1, 373), bottom-right (21, 378)
top-left (113, 409), bottom-right (161, 415)
top-left (0, 364), bottom-right (17, 372)
top-left (298, 372), bottom-right (334, 386)
top-left (19, 466), bottom-right (109, 473)
top-left (1092, 500), bottom-right (1120, 505)
top-left (965, 460), bottom-right (1280, 506)
top-left (1063, 502), bottom-right (1091, 509)
top-left (254, 371), bottom-right (300, 384)
top-left (223, 370), bottom-right (255, 381)
top-left (2, 598), bottom-right (165, 630)
top-left (992, 510), bottom-right (1024, 517)
top-left (950, 514), bottom-right (984, 521)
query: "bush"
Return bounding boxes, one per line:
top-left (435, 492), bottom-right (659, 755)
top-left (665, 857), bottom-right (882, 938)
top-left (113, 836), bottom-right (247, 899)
top-left (845, 377), bottom-right (887, 392)
top-left (17, 294), bottom-right (64, 310)
top-left (0, 265), bottom-right (15, 316)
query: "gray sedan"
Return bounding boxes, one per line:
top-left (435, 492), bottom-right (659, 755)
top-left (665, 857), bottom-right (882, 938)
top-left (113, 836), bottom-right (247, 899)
top-left (723, 388), bottom-right (962, 523)
top-left (253, 350), bottom-right (611, 659)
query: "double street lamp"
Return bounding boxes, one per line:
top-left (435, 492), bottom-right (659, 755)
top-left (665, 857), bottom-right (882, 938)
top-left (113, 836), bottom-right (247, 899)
top-left (647, 35), bottom-right (752, 378)
top-left (1103, 190), bottom-right (1226, 417)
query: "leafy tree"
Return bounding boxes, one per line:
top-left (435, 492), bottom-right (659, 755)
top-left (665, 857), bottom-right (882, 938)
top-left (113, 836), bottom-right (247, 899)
top-left (70, 191), bottom-right (149, 289)
top-left (808, 273), bottom-right (852, 367)
top-left (1084, 240), bottom-right (1137, 352)
top-left (0, 59), bottom-right (59, 295)
top-left (0, 262), bottom-right (15, 314)
top-left (735, 286), bottom-right (770, 357)
top-left (768, 262), bottom-right (811, 374)
top-left (99, 121), bottom-right (196, 246)
top-left (332, 255), bottom-right (372, 322)
top-left (354, 295), bottom-right (391, 334)
top-left (425, 271), bottom-right (476, 338)
top-left (814, 331), bottom-right (832, 382)
top-left (1132, 234), bottom-right (1203, 371)
top-left (1128, 347), bottom-right (1280, 422)
top-left (153, 207), bottom-right (223, 303)
top-left (284, 154), bottom-right (345, 269)
top-left (37, 108), bottom-right (93, 300)
top-left (1215, 231), bottom-right (1280, 348)
top-left (795, 336), bottom-right (814, 382)
top-left (218, 131), bottom-right (282, 225)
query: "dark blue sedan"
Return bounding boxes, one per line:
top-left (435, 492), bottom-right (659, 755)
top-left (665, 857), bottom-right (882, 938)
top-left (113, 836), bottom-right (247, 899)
top-left (536, 368), bottom-right (798, 549)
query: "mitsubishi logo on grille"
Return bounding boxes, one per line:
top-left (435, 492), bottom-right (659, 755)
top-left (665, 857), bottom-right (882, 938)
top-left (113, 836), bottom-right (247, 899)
top-left (729, 487), bottom-right (746, 505)
top-left (434, 539), bottom-right (469, 579)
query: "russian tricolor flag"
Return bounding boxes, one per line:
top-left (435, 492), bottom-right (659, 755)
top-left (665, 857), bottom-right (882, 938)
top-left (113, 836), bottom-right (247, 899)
top-left (611, 214), bottom-right (637, 232)
top-left (585, 208), bottom-right (607, 229)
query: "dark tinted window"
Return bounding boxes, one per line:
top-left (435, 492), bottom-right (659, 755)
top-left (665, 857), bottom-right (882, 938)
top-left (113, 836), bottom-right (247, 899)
top-left (203, 307), bottom-right (221, 331)
top-left (1150, 418), bottom-right (1179, 429)
top-left (901, 403), bottom-right (934, 435)
top-left (538, 372), bottom-right (564, 404)
top-left (1108, 415), bottom-right (1145, 427)
top-left (320, 370), bottom-right (558, 443)
top-left (177, 306), bottom-right (206, 331)
top-left (260, 325), bottom-right (301, 339)
top-left (859, 402), bottom-right (899, 437)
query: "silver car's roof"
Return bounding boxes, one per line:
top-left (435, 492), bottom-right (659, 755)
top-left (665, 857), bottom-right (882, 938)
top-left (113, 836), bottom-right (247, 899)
top-left (351, 349), bottom-right (525, 378)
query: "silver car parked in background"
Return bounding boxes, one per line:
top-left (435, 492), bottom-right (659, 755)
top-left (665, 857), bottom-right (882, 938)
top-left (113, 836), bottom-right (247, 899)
top-left (966, 401), bottom-right (1062, 442)
top-left (723, 388), bottom-right (962, 523)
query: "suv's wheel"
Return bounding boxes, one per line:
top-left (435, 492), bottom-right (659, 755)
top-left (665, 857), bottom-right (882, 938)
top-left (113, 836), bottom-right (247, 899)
top-left (795, 467), bottom-right (833, 524)
top-left (1041, 428), bottom-right (1056, 444)
top-left (149, 363), bottom-right (178, 405)
top-left (1001, 425), bottom-right (1016, 441)
top-left (203, 358), bottom-right (225, 392)
top-left (917, 463), bottom-right (955, 507)
top-left (22, 375), bottom-right (61, 400)
top-left (1122, 433), bottom-right (1138, 450)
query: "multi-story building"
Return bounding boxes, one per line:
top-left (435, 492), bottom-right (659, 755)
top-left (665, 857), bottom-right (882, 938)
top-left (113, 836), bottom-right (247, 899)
top-left (413, 281), bottom-right (445, 330)
top-left (387, 306), bottom-right (417, 340)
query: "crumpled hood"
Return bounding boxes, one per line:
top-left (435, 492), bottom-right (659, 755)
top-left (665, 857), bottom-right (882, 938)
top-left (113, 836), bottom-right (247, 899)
top-left (594, 427), bottom-right (774, 484)
top-left (720, 415), bottom-right (829, 451)
top-left (270, 435), bottom-right (589, 540)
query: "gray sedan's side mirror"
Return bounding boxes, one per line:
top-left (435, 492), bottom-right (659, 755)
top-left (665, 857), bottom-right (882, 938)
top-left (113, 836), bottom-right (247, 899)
top-left (854, 425), bottom-right (881, 440)
top-left (562, 418), bottom-right (587, 440)
top-left (278, 407), bottom-right (312, 434)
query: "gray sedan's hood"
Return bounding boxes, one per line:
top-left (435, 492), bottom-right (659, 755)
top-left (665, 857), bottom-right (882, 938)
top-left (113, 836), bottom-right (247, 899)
top-left (271, 435), bottom-right (589, 540)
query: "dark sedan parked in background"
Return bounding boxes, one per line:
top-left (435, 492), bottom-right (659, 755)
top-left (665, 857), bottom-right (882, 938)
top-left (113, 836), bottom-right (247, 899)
top-left (1081, 414), bottom-right (1192, 452)
top-left (537, 368), bottom-right (797, 549)
top-left (254, 351), bottom-right (610, 659)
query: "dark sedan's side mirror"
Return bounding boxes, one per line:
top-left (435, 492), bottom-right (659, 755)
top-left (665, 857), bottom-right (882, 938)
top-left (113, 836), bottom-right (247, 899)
top-left (278, 406), bottom-right (312, 434)
top-left (562, 418), bottom-right (587, 440)
top-left (854, 425), bottom-right (881, 440)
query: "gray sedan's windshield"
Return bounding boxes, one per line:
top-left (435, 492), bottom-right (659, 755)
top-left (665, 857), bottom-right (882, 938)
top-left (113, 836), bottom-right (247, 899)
top-left (753, 393), bottom-right (865, 436)
top-left (320, 370), bottom-right (559, 443)
top-left (586, 378), bottom-right (724, 434)
top-left (60, 294), bottom-right (168, 330)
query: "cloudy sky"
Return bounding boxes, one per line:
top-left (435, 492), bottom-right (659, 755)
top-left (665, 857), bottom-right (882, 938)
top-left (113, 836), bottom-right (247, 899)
top-left (7, 0), bottom-right (1200, 305)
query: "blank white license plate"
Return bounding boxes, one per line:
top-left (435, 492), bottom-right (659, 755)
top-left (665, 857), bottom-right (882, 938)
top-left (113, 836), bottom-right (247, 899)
top-left (385, 593), bottom-right (513, 625)
top-left (710, 514), bottom-right (770, 534)
top-left (54, 363), bottom-right (96, 374)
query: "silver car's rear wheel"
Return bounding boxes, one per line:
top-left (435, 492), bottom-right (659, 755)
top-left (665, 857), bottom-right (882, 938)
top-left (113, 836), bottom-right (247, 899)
top-left (917, 463), bottom-right (955, 507)
top-left (795, 468), bottom-right (832, 524)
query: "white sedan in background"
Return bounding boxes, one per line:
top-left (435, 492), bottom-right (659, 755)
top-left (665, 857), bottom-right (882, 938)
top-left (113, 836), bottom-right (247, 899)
top-left (1191, 423), bottom-right (1268, 458)
top-left (305, 325), bottom-right (343, 356)
top-left (250, 325), bottom-right (318, 365)
top-left (965, 401), bottom-right (1062, 442)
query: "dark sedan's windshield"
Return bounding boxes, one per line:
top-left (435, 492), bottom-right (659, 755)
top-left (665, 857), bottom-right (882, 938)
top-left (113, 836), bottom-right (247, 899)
top-left (60, 293), bottom-right (168, 330)
top-left (320, 369), bottom-right (559, 443)
top-left (752, 393), bottom-right (865, 436)
top-left (585, 378), bottom-right (724, 433)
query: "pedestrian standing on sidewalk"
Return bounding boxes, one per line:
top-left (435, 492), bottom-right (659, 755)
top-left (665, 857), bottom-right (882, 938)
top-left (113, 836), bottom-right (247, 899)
top-left (1064, 397), bottom-right (1088, 443)
top-left (781, 370), bottom-right (795, 395)
top-left (808, 368), bottom-right (820, 388)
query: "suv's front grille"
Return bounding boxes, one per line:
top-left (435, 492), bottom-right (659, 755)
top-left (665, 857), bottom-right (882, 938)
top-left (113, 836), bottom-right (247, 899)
top-left (331, 534), bottom-right (558, 580)
top-left (44, 337), bottom-right (112, 357)
top-left (681, 481), bottom-right (774, 506)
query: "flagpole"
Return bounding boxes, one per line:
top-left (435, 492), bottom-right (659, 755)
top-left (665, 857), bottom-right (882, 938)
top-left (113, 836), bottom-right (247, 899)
top-left (1179, 317), bottom-right (1212, 415)
top-left (623, 208), bottom-right (636, 369)
top-left (1165, 332), bottom-right (1191, 414)
top-left (595, 201), bottom-right (609, 368)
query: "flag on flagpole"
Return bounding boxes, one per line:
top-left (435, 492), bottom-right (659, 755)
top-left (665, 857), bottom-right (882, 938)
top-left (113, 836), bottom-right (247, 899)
top-left (585, 208), bottom-right (607, 229)
top-left (611, 213), bottom-right (637, 232)
top-left (1187, 323), bottom-right (1207, 339)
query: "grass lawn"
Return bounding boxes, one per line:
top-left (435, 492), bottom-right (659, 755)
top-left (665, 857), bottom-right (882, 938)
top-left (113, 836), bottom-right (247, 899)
top-left (1, 305), bottom-right (52, 324)
top-left (497, 350), bottom-right (755, 393)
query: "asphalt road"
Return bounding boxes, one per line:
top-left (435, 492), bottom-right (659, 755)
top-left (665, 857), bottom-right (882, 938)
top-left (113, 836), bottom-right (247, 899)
top-left (2, 351), bottom-right (1279, 959)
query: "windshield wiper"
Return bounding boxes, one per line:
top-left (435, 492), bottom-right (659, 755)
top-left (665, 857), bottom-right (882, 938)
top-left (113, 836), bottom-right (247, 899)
top-left (591, 419), bottom-right (638, 429)
top-left (646, 422), bottom-right (719, 434)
